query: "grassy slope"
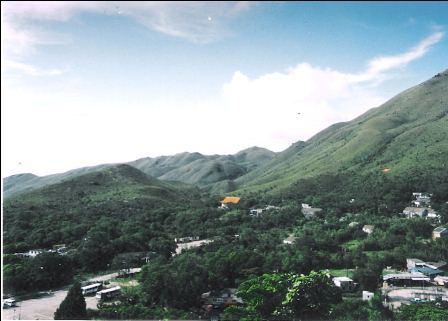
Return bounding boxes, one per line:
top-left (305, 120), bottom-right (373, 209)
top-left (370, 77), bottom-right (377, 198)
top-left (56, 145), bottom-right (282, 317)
top-left (235, 70), bottom-right (448, 195)
top-left (3, 164), bottom-right (201, 249)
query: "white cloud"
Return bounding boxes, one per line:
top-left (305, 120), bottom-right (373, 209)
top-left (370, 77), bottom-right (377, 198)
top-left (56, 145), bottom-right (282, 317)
top-left (351, 31), bottom-right (444, 83)
top-left (2, 1), bottom-right (251, 58)
top-left (4, 59), bottom-right (65, 76)
top-left (221, 32), bottom-right (444, 149)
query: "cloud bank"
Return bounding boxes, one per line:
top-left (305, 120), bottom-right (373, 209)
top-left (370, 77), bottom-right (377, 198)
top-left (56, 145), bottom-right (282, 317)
top-left (221, 32), bottom-right (444, 148)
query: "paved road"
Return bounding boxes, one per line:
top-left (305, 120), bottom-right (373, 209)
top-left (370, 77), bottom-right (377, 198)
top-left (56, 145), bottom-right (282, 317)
top-left (2, 272), bottom-right (118, 320)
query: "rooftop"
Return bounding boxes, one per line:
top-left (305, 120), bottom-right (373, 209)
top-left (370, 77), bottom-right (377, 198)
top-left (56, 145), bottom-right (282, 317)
top-left (221, 196), bottom-right (241, 204)
top-left (333, 276), bottom-right (353, 282)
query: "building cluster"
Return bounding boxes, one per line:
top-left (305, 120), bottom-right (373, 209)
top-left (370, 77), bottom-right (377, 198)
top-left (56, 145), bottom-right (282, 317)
top-left (382, 257), bottom-right (448, 309)
top-left (402, 192), bottom-right (440, 222)
top-left (249, 205), bottom-right (280, 217)
top-left (14, 244), bottom-right (68, 258)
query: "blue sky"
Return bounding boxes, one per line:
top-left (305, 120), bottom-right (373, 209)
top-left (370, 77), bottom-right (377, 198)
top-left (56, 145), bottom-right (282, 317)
top-left (2, 1), bottom-right (448, 177)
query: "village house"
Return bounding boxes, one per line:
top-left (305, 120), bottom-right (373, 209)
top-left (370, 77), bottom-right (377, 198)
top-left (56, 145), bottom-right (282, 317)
top-left (406, 258), bottom-right (424, 270)
top-left (220, 196), bottom-right (241, 209)
top-left (301, 204), bottom-right (322, 219)
top-left (249, 208), bottom-right (264, 217)
top-left (362, 291), bottom-right (374, 301)
top-left (283, 234), bottom-right (298, 245)
top-left (432, 227), bottom-right (448, 239)
top-left (333, 277), bottom-right (357, 292)
top-left (403, 207), bottom-right (428, 218)
top-left (362, 225), bottom-right (375, 235)
top-left (434, 275), bottom-right (448, 286)
top-left (117, 267), bottom-right (142, 278)
top-left (175, 236), bottom-right (200, 243)
top-left (348, 221), bottom-right (359, 228)
top-left (383, 272), bottom-right (430, 287)
top-left (201, 288), bottom-right (243, 309)
top-left (406, 258), bottom-right (446, 280)
top-left (175, 239), bottom-right (214, 255)
top-left (411, 192), bottom-right (432, 207)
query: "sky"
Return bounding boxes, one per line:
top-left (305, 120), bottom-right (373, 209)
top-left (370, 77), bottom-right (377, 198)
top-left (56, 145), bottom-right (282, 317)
top-left (2, 1), bottom-right (448, 177)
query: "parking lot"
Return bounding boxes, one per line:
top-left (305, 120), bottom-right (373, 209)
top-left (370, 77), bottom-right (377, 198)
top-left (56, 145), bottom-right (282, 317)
top-left (2, 272), bottom-right (118, 320)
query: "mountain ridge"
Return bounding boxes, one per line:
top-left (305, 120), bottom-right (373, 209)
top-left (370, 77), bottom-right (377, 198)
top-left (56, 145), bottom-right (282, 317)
top-left (3, 146), bottom-right (276, 198)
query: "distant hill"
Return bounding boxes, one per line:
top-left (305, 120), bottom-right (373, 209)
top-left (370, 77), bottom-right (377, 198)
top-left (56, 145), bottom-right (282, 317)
top-left (235, 70), bottom-right (448, 201)
top-left (130, 146), bottom-right (275, 188)
top-left (3, 164), bottom-right (201, 251)
top-left (3, 147), bottom-right (275, 198)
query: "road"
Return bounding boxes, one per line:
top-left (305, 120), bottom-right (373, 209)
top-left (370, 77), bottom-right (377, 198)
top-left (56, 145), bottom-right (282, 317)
top-left (2, 272), bottom-right (119, 320)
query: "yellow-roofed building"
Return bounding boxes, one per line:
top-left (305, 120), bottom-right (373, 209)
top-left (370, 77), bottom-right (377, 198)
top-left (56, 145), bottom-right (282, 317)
top-left (220, 196), bottom-right (241, 209)
top-left (221, 197), bottom-right (240, 204)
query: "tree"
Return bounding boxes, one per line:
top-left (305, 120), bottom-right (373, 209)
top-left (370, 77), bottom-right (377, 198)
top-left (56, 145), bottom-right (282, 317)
top-left (231, 271), bottom-right (342, 320)
top-left (396, 300), bottom-right (448, 321)
top-left (235, 273), bottom-right (288, 320)
top-left (281, 270), bottom-right (342, 318)
top-left (54, 281), bottom-right (87, 320)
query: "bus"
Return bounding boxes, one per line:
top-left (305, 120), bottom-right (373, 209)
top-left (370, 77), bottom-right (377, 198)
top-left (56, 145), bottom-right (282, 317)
top-left (95, 286), bottom-right (121, 300)
top-left (81, 283), bottom-right (102, 296)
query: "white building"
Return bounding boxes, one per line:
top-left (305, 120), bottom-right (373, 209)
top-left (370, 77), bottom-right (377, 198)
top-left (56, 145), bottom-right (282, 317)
top-left (362, 225), bottom-right (375, 235)
top-left (175, 239), bottom-right (213, 255)
top-left (283, 234), bottom-right (297, 245)
top-left (333, 277), bottom-right (356, 291)
top-left (432, 227), bottom-right (448, 239)
top-left (362, 291), bottom-right (374, 301)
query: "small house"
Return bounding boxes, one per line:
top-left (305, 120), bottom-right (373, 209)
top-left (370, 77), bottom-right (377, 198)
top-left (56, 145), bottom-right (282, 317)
top-left (362, 291), bottom-right (374, 301)
top-left (410, 266), bottom-right (444, 280)
top-left (333, 277), bottom-right (356, 292)
top-left (434, 275), bottom-right (448, 286)
top-left (362, 225), bottom-right (374, 235)
top-left (283, 234), bottom-right (297, 245)
top-left (407, 258), bottom-right (424, 270)
top-left (432, 227), bottom-right (448, 239)
top-left (301, 206), bottom-right (322, 219)
top-left (383, 272), bottom-right (430, 287)
top-left (175, 239), bottom-right (213, 255)
top-left (249, 208), bottom-right (263, 217)
top-left (403, 207), bottom-right (428, 218)
top-left (201, 288), bottom-right (243, 308)
top-left (220, 196), bottom-right (241, 209)
top-left (27, 249), bottom-right (44, 258)
top-left (348, 221), bottom-right (359, 228)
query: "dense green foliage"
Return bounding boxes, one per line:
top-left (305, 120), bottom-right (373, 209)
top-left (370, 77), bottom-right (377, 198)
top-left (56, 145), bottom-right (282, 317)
top-left (54, 281), bottom-right (87, 320)
top-left (3, 252), bottom-right (74, 293)
top-left (225, 271), bottom-right (342, 320)
top-left (396, 301), bottom-right (448, 321)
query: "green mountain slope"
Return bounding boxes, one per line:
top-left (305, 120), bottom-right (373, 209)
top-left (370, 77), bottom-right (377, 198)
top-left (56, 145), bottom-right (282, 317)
top-left (4, 147), bottom-right (275, 198)
top-left (236, 70), bottom-right (448, 196)
top-left (3, 164), bottom-right (201, 251)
